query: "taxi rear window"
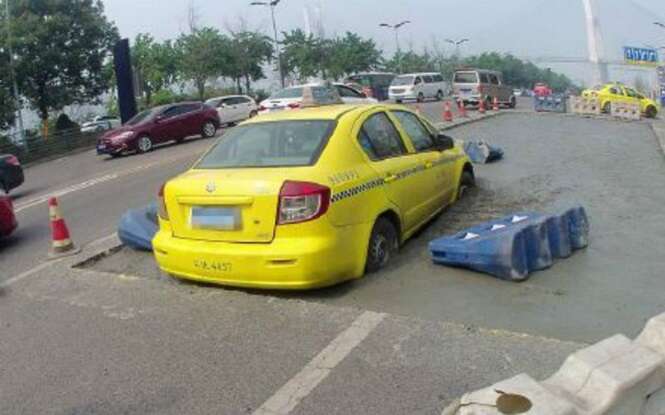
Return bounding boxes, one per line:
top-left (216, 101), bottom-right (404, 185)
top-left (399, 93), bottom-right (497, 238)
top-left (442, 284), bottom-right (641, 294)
top-left (196, 120), bottom-right (335, 169)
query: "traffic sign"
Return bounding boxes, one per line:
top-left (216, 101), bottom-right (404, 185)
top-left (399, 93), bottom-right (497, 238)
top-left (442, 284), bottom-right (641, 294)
top-left (624, 47), bottom-right (659, 66)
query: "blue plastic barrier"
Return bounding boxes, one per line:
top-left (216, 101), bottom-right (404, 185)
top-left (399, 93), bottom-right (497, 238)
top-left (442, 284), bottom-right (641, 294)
top-left (534, 94), bottom-right (567, 113)
top-left (429, 206), bottom-right (589, 281)
top-left (463, 141), bottom-right (504, 164)
top-left (117, 203), bottom-right (159, 251)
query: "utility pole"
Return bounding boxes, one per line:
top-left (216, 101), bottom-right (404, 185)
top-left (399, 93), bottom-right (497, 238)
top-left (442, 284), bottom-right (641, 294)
top-left (4, 0), bottom-right (25, 147)
top-left (250, 0), bottom-right (285, 88)
top-left (380, 21), bottom-right (411, 74)
top-left (582, 0), bottom-right (608, 85)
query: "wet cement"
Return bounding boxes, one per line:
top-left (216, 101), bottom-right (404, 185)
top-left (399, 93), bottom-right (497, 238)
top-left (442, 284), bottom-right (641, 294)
top-left (86, 113), bottom-right (665, 343)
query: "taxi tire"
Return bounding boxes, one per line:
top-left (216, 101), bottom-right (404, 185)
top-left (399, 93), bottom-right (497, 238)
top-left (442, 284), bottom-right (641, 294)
top-left (365, 217), bottom-right (399, 274)
top-left (457, 170), bottom-right (476, 201)
top-left (602, 102), bottom-right (611, 114)
top-left (646, 106), bottom-right (657, 119)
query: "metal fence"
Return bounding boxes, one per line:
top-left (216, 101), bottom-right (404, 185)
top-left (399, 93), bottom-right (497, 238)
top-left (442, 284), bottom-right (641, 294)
top-left (0, 128), bottom-right (103, 165)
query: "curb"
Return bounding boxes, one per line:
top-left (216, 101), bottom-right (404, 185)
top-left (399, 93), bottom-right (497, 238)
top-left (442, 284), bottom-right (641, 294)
top-left (435, 111), bottom-right (507, 131)
top-left (649, 120), bottom-right (665, 158)
top-left (442, 311), bottom-right (665, 415)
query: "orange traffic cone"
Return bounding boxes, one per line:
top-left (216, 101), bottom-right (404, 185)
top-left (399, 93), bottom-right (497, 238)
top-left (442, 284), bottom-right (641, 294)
top-left (415, 103), bottom-right (422, 115)
top-left (48, 197), bottom-right (80, 259)
top-left (492, 96), bottom-right (500, 111)
top-left (457, 99), bottom-right (468, 118)
top-left (443, 101), bottom-right (454, 122)
top-left (478, 98), bottom-right (486, 114)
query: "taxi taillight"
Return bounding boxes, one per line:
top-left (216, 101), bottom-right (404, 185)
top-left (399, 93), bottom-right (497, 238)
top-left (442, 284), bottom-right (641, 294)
top-left (158, 183), bottom-right (169, 220)
top-left (278, 181), bottom-right (330, 225)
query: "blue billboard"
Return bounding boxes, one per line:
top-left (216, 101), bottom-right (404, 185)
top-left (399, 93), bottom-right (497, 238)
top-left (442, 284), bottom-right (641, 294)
top-left (624, 47), bottom-right (659, 66)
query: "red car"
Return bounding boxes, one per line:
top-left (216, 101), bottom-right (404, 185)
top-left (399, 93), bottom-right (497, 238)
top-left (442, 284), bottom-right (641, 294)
top-left (0, 195), bottom-right (17, 237)
top-left (97, 102), bottom-right (220, 156)
top-left (533, 83), bottom-right (553, 97)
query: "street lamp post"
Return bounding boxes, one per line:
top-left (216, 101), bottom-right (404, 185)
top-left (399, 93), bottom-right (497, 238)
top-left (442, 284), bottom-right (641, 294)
top-left (380, 21), bottom-right (410, 74)
top-left (250, 0), bottom-right (285, 88)
top-left (445, 38), bottom-right (470, 58)
top-left (4, 0), bottom-right (25, 147)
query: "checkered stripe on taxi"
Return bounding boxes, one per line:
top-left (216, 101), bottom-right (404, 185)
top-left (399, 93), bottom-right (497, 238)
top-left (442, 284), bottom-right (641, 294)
top-left (331, 178), bottom-right (385, 203)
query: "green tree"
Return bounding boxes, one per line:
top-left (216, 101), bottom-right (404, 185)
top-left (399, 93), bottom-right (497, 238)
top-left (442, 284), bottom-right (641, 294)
top-left (281, 29), bottom-right (329, 81)
top-left (132, 34), bottom-right (181, 106)
top-left (176, 27), bottom-right (231, 100)
top-left (0, 47), bottom-right (16, 130)
top-left (228, 31), bottom-right (273, 94)
top-left (4, 0), bottom-right (118, 128)
top-left (326, 32), bottom-right (382, 80)
top-left (383, 50), bottom-right (437, 74)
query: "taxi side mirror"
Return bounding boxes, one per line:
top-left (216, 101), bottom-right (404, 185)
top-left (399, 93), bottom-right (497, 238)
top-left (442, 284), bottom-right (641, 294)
top-left (433, 134), bottom-right (454, 151)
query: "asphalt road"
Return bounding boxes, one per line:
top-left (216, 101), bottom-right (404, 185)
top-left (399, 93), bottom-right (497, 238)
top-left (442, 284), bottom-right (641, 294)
top-left (2, 103), bottom-right (662, 414)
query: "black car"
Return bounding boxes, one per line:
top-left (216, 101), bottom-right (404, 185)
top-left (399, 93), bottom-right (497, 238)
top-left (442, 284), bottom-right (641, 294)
top-left (0, 154), bottom-right (24, 194)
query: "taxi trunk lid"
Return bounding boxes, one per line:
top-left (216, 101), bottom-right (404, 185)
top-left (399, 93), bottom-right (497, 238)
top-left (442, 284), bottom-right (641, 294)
top-left (167, 170), bottom-right (283, 243)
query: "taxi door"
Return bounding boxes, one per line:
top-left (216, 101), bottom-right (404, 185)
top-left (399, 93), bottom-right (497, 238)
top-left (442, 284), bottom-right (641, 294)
top-left (390, 110), bottom-right (456, 210)
top-left (356, 111), bottom-right (432, 233)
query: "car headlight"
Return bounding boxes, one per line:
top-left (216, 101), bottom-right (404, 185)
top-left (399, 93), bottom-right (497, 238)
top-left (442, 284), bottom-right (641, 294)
top-left (112, 131), bottom-right (135, 142)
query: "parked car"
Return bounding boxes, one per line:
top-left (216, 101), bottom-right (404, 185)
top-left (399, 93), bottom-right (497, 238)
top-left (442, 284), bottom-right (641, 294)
top-left (452, 69), bottom-right (516, 108)
top-left (533, 83), bottom-right (553, 97)
top-left (259, 83), bottom-right (377, 113)
top-left (388, 72), bottom-right (450, 103)
top-left (0, 154), bottom-right (24, 194)
top-left (0, 195), bottom-right (17, 237)
top-left (344, 72), bottom-right (396, 101)
top-left (81, 115), bottom-right (121, 133)
top-left (205, 95), bottom-right (258, 126)
top-left (582, 83), bottom-right (659, 118)
top-left (97, 102), bottom-right (220, 156)
top-left (152, 94), bottom-right (474, 290)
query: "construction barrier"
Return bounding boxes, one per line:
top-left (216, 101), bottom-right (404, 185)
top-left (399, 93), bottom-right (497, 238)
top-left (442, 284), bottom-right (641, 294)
top-left (463, 141), bottom-right (504, 164)
top-left (442, 311), bottom-right (665, 415)
top-left (569, 96), bottom-right (601, 116)
top-left (117, 203), bottom-right (158, 251)
top-left (429, 206), bottom-right (589, 282)
top-left (611, 101), bottom-right (641, 121)
top-left (534, 94), bottom-right (567, 113)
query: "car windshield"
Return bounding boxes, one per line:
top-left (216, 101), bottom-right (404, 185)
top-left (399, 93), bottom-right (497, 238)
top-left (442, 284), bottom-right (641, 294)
top-left (196, 120), bottom-right (335, 169)
top-left (391, 76), bottom-right (415, 86)
top-left (126, 108), bottom-right (158, 126)
top-left (454, 72), bottom-right (479, 83)
top-left (270, 87), bottom-right (304, 99)
top-left (205, 98), bottom-right (222, 107)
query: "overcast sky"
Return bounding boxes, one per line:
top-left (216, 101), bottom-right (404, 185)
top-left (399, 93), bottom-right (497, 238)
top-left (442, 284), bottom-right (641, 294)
top-left (102, 0), bottom-right (665, 85)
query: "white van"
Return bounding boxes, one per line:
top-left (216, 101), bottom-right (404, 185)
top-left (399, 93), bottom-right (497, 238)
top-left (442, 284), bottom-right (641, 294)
top-left (388, 72), bottom-right (450, 103)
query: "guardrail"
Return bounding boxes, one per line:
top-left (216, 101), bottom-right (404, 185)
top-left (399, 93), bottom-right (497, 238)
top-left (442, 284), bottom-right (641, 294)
top-left (0, 129), bottom-right (103, 165)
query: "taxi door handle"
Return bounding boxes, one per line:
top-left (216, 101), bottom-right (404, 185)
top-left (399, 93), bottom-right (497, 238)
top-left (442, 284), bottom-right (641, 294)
top-left (424, 161), bottom-right (434, 169)
top-left (384, 174), bottom-right (398, 183)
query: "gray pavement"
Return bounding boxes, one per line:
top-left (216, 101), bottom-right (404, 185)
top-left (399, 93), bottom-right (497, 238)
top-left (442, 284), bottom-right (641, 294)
top-left (2, 107), bottom-right (664, 414)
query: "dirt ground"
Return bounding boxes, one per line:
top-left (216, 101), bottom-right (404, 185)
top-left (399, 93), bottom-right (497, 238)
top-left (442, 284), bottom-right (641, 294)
top-left (83, 113), bottom-right (665, 344)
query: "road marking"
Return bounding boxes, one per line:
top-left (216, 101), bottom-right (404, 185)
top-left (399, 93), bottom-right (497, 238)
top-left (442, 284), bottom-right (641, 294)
top-left (253, 311), bottom-right (386, 415)
top-left (14, 153), bottom-right (197, 214)
top-left (1, 232), bottom-right (118, 289)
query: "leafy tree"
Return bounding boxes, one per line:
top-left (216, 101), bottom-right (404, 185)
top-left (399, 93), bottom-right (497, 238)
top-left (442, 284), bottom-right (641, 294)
top-left (383, 50), bottom-right (437, 74)
top-left (228, 31), bottom-right (273, 94)
top-left (281, 29), bottom-right (329, 81)
top-left (176, 28), bottom-right (232, 100)
top-left (0, 47), bottom-right (16, 130)
top-left (132, 34), bottom-right (181, 106)
top-left (4, 0), bottom-right (118, 127)
top-left (326, 32), bottom-right (382, 80)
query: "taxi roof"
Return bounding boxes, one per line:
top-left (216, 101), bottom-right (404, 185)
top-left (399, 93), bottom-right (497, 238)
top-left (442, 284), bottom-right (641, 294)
top-left (245, 104), bottom-right (370, 123)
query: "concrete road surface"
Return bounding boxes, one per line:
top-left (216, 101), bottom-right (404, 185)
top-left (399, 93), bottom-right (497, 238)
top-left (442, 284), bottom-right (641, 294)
top-left (1, 110), bottom-right (663, 414)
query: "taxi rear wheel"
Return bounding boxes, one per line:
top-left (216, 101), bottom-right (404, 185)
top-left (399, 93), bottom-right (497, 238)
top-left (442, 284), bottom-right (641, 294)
top-left (457, 170), bottom-right (476, 201)
top-left (602, 102), bottom-right (611, 114)
top-left (365, 217), bottom-right (399, 274)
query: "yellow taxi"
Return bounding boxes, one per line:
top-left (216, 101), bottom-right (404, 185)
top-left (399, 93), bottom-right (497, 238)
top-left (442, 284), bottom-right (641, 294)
top-left (582, 83), bottom-right (658, 118)
top-left (153, 93), bottom-right (474, 290)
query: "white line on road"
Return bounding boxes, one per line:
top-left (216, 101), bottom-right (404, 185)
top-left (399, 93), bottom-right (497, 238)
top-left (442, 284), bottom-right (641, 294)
top-left (1, 232), bottom-right (118, 289)
top-left (14, 153), bottom-right (197, 214)
top-left (253, 311), bottom-right (386, 415)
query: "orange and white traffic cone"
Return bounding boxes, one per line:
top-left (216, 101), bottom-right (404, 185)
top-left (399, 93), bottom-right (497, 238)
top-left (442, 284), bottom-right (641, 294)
top-left (443, 101), bottom-right (454, 122)
top-left (478, 98), bottom-right (486, 114)
top-left (48, 197), bottom-right (80, 259)
top-left (492, 96), bottom-right (500, 111)
top-left (457, 99), bottom-right (468, 118)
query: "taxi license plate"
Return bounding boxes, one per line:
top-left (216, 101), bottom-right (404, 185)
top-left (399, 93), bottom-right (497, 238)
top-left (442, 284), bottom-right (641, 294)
top-left (193, 258), bottom-right (233, 273)
top-left (191, 207), bottom-right (241, 230)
